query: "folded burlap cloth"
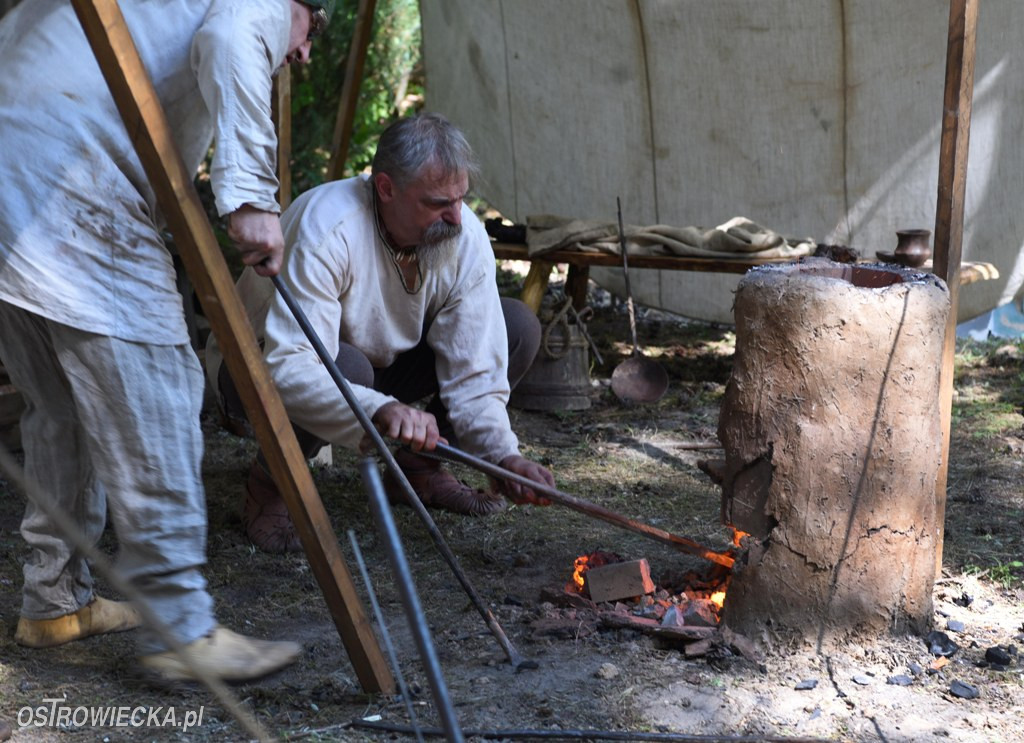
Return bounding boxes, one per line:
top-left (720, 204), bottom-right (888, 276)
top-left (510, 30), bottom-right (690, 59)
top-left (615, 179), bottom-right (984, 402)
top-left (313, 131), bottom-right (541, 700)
top-left (525, 214), bottom-right (816, 260)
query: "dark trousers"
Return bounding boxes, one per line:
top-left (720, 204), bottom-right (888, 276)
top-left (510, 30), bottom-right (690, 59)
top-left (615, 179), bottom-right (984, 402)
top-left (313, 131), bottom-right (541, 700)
top-left (219, 297), bottom-right (541, 459)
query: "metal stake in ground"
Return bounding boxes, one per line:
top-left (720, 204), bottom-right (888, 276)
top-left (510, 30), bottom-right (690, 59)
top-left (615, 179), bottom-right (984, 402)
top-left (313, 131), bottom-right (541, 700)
top-left (360, 459), bottom-right (466, 743)
top-left (269, 274), bottom-right (535, 671)
top-left (347, 529), bottom-right (425, 743)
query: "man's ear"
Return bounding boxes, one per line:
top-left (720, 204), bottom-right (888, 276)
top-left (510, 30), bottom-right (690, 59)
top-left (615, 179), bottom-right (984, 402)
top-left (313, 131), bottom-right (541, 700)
top-left (374, 173), bottom-right (395, 203)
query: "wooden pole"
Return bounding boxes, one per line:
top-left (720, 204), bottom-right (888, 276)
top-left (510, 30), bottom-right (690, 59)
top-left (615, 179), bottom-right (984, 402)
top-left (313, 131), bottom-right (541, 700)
top-left (273, 67), bottom-right (293, 211)
top-left (71, 0), bottom-right (394, 694)
top-left (326, 0), bottom-right (377, 181)
top-left (932, 0), bottom-right (979, 576)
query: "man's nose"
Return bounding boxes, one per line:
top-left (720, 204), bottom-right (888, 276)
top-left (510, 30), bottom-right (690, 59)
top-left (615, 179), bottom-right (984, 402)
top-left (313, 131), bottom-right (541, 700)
top-left (290, 41), bottom-right (312, 66)
top-left (444, 204), bottom-right (462, 226)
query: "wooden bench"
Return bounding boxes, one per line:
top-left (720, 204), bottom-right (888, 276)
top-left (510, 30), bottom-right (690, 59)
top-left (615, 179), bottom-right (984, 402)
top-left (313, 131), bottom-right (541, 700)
top-left (491, 241), bottom-right (999, 312)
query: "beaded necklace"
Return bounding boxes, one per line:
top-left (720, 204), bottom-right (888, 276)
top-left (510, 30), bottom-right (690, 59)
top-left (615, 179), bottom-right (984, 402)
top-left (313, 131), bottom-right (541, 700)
top-left (372, 189), bottom-right (422, 294)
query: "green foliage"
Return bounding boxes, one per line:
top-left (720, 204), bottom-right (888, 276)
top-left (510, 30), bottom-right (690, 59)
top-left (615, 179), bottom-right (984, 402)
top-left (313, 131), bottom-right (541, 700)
top-left (964, 560), bottom-right (1024, 589)
top-left (289, 0), bottom-right (422, 195)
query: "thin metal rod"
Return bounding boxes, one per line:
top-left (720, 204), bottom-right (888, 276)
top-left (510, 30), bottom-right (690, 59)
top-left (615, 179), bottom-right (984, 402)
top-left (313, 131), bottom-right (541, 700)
top-left (350, 719), bottom-right (832, 742)
top-left (269, 274), bottom-right (530, 669)
top-left (617, 196), bottom-right (640, 356)
top-left (359, 459), bottom-right (464, 743)
top-left (431, 441), bottom-right (735, 569)
top-left (346, 529), bottom-right (425, 743)
top-left (668, 441), bottom-right (724, 450)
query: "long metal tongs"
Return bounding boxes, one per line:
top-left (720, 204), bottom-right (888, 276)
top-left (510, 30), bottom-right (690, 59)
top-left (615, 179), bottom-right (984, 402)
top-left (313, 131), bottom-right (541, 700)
top-left (427, 442), bottom-right (735, 569)
top-left (270, 275), bottom-right (535, 671)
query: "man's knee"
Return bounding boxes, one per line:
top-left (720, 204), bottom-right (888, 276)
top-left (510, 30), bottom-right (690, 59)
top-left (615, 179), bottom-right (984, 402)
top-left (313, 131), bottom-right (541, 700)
top-left (501, 297), bottom-right (541, 387)
top-left (335, 342), bottom-right (374, 387)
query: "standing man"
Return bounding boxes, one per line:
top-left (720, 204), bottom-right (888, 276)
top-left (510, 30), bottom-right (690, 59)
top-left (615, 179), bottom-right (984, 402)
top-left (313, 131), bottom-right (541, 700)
top-left (0, 0), bottom-right (331, 681)
top-left (207, 113), bottom-right (556, 553)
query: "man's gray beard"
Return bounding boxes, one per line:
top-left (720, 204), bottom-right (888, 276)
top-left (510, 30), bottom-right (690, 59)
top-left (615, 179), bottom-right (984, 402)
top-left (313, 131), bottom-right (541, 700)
top-left (417, 221), bottom-right (461, 271)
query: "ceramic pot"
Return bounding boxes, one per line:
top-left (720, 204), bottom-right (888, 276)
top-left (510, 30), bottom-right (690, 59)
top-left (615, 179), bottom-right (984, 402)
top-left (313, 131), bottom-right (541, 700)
top-left (894, 229), bottom-right (932, 267)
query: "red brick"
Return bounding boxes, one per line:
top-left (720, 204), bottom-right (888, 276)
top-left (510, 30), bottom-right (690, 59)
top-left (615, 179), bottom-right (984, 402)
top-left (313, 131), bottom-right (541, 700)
top-left (584, 559), bottom-right (655, 603)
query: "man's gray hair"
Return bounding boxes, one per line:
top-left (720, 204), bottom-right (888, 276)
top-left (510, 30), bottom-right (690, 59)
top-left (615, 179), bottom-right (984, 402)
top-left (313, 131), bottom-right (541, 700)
top-left (372, 113), bottom-right (481, 188)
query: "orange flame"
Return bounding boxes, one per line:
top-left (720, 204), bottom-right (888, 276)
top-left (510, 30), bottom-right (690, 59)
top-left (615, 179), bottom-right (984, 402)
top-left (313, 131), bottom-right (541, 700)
top-left (571, 555), bottom-right (590, 591)
top-left (732, 529), bottom-right (750, 547)
top-left (710, 589), bottom-right (727, 609)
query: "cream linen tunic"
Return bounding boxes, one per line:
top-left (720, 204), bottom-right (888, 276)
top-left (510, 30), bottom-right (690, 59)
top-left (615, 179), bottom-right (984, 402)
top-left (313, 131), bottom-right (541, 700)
top-left (0, 0), bottom-right (290, 345)
top-left (206, 176), bottom-right (522, 464)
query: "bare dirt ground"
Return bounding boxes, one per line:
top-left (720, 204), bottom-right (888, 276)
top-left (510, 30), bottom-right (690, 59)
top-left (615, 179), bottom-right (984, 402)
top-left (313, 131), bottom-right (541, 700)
top-left (1, 271), bottom-right (1022, 742)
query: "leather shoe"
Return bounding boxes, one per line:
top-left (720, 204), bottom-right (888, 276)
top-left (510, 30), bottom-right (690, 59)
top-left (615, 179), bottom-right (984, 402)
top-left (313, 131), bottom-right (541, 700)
top-left (138, 626), bottom-right (301, 683)
top-left (384, 450), bottom-right (505, 516)
top-left (15, 596), bottom-right (141, 648)
top-left (241, 460), bottom-right (302, 554)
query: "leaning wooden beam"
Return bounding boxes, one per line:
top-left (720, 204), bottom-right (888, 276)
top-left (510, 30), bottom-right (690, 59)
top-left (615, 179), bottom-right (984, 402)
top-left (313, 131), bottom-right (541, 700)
top-left (932, 0), bottom-right (978, 575)
top-left (326, 0), bottom-right (378, 181)
top-left (70, 0), bottom-right (394, 694)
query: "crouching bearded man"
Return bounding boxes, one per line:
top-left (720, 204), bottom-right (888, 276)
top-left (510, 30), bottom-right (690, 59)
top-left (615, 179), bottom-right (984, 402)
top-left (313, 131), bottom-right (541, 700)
top-left (205, 113), bottom-right (555, 553)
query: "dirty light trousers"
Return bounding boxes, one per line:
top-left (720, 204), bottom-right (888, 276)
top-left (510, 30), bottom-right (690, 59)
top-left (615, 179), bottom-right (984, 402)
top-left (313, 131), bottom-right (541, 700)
top-left (0, 301), bottom-right (215, 654)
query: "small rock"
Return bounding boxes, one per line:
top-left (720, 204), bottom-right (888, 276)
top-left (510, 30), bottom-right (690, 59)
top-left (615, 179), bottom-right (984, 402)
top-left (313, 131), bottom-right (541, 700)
top-left (985, 646), bottom-right (1013, 666)
top-left (795, 679), bottom-right (818, 690)
top-left (681, 600), bottom-right (718, 628)
top-left (639, 603), bottom-right (666, 620)
top-left (661, 606), bottom-right (685, 628)
top-left (950, 680), bottom-right (979, 699)
top-left (953, 593), bottom-right (973, 607)
top-left (908, 662), bottom-right (924, 676)
top-left (684, 638), bottom-right (714, 658)
top-left (926, 630), bottom-right (960, 657)
top-left (852, 674), bottom-right (872, 686)
top-left (887, 675), bottom-right (913, 686)
top-left (946, 619), bottom-right (966, 633)
top-left (0, 720), bottom-right (11, 742)
top-left (503, 595), bottom-right (524, 606)
top-left (595, 663), bottom-right (619, 680)
top-left (720, 625), bottom-right (764, 664)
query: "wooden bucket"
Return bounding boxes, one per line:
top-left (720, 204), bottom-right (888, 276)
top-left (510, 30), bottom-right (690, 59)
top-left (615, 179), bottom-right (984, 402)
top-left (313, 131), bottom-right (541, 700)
top-left (510, 318), bottom-right (591, 411)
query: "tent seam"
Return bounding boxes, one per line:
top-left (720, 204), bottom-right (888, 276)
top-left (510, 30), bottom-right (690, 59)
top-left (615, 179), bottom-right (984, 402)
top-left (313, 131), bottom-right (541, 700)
top-left (498, 0), bottom-right (518, 221)
top-left (635, 0), bottom-right (658, 225)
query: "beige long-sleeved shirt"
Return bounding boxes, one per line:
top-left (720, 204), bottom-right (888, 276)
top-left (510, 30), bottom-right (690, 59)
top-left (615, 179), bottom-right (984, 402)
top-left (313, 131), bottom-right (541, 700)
top-left (206, 176), bottom-right (522, 464)
top-left (0, 0), bottom-right (289, 345)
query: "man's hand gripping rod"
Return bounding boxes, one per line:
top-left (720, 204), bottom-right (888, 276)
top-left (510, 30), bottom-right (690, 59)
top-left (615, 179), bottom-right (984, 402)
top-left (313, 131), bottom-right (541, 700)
top-left (269, 275), bottom-right (535, 671)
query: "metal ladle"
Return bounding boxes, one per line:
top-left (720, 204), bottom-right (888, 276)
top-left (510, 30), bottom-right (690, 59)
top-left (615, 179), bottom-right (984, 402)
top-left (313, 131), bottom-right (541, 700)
top-left (610, 198), bottom-right (669, 404)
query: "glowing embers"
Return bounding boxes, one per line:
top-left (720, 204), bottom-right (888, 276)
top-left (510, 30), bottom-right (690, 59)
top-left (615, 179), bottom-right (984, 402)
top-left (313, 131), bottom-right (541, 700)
top-left (567, 550), bottom-right (622, 594)
top-left (565, 547), bottom-right (735, 627)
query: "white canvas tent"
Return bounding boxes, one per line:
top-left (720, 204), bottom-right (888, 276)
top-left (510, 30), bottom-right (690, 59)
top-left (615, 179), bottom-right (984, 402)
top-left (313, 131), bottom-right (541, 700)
top-left (421, 0), bottom-right (1022, 324)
